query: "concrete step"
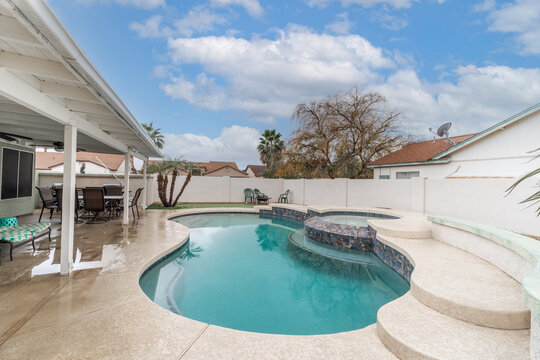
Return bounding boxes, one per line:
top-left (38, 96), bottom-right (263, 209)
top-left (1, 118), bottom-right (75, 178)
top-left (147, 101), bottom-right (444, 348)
top-left (379, 234), bottom-right (530, 330)
top-left (368, 218), bottom-right (432, 239)
top-left (377, 293), bottom-right (530, 360)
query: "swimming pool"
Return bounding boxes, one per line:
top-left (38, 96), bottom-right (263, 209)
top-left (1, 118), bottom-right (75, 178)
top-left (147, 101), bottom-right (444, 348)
top-left (320, 214), bottom-right (370, 227)
top-left (139, 213), bottom-right (409, 335)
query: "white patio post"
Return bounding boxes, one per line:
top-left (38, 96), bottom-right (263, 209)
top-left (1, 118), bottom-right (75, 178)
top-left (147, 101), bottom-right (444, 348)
top-left (142, 157), bottom-right (147, 209)
top-left (123, 151), bottom-right (130, 225)
top-left (60, 125), bottom-right (76, 275)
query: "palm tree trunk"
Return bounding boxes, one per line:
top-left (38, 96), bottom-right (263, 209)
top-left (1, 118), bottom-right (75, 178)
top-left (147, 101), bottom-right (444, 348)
top-left (172, 173), bottom-right (192, 206)
top-left (157, 174), bottom-right (169, 207)
top-left (168, 170), bottom-right (178, 206)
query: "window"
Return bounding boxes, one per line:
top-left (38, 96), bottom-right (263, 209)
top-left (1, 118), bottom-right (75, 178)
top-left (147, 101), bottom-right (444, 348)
top-left (1, 148), bottom-right (34, 200)
top-left (379, 175), bottom-right (390, 179)
top-left (396, 171), bottom-right (420, 179)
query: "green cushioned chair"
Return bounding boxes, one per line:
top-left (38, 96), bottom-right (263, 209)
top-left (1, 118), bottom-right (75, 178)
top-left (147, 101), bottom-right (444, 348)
top-left (0, 217), bottom-right (51, 264)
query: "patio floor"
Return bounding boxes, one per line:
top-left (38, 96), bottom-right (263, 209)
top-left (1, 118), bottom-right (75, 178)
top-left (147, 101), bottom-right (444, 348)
top-left (0, 208), bottom-right (397, 360)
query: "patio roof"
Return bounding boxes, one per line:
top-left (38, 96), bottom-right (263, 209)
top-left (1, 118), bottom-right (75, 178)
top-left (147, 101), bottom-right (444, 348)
top-left (0, 0), bottom-right (162, 159)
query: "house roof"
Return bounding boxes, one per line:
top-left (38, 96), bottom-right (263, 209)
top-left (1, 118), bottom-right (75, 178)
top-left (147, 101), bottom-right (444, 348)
top-left (369, 134), bottom-right (476, 167)
top-left (196, 161), bottom-right (240, 172)
top-left (36, 151), bottom-right (128, 171)
top-left (203, 164), bottom-right (248, 177)
top-left (244, 165), bottom-right (267, 176)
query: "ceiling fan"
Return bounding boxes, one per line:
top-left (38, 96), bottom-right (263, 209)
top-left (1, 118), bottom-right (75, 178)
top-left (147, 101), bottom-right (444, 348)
top-left (0, 132), bottom-right (33, 142)
top-left (29, 140), bottom-right (87, 152)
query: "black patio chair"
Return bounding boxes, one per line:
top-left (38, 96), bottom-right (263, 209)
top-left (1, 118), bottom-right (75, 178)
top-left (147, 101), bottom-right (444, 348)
top-left (253, 189), bottom-right (270, 204)
top-left (103, 184), bottom-right (123, 218)
top-left (123, 187), bottom-right (142, 221)
top-left (35, 186), bottom-right (57, 222)
top-left (82, 187), bottom-right (107, 224)
top-left (55, 188), bottom-right (83, 223)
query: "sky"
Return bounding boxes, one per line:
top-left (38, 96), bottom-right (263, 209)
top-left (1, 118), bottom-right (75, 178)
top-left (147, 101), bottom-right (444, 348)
top-left (47, 0), bottom-right (540, 167)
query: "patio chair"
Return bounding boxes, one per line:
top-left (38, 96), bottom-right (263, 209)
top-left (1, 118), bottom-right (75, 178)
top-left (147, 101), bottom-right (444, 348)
top-left (103, 184), bottom-right (123, 218)
top-left (0, 217), bottom-right (51, 264)
top-left (278, 189), bottom-right (290, 203)
top-left (35, 186), bottom-right (57, 222)
top-left (82, 187), bottom-right (107, 224)
top-left (129, 188), bottom-right (143, 219)
top-left (244, 188), bottom-right (255, 204)
top-left (55, 188), bottom-right (82, 223)
top-left (253, 189), bottom-right (270, 204)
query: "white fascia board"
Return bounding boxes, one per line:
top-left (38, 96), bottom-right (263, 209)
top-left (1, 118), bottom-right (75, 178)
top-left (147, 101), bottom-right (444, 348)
top-left (367, 159), bottom-right (451, 168)
top-left (0, 68), bottom-right (128, 154)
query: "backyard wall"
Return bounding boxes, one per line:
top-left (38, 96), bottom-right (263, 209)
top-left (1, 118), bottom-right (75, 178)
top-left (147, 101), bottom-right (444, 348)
top-left (34, 173), bottom-right (539, 236)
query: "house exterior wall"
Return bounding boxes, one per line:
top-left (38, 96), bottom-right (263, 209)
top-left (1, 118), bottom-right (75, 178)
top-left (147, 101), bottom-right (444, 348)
top-left (246, 168), bottom-right (256, 177)
top-left (373, 111), bottom-right (540, 179)
top-left (0, 141), bottom-right (36, 218)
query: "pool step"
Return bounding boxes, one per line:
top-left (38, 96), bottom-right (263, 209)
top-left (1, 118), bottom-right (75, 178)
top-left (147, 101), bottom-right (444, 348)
top-left (377, 293), bottom-right (530, 360)
top-left (368, 217), bottom-right (432, 239)
top-left (378, 234), bottom-right (530, 330)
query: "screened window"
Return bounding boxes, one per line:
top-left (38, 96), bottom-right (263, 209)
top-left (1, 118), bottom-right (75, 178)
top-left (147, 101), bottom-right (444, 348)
top-left (1, 148), bottom-right (34, 200)
top-left (396, 171), bottom-right (420, 179)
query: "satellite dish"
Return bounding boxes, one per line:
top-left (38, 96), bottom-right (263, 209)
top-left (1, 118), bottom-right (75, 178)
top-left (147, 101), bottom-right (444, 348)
top-left (429, 122), bottom-right (456, 145)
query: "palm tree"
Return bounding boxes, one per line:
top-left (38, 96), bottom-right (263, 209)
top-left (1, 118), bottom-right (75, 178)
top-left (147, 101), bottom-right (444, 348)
top-left (142, 122), bottom-right (165, 149)
top-left (507, 147), bottom-right (540, 215)
top-left (257, 129), bottom-right (285, 177)
top-left (148, 158), bottom-right (193, 207)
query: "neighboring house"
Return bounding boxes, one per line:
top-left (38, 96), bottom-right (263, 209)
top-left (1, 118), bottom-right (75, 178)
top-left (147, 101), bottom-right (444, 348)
top-left (199, 161), bottom-right (248, 178)
top-left (244, 165), bottom-right (267, 178)
top-left (36, 151), bottom-right (135, 174)
top-left (368, 103), bottom-right (540, 179)
top-left (147, 160), bottom-right (248, 177)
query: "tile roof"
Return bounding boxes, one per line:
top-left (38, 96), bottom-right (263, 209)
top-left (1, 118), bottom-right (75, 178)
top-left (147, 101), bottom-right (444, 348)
top-left (244, 165), bottom-right (267, 177)
top-left (196, 161), bottom-right (240, 172)
top-left (369, 134), bottom-right (476, 166)
top-left (36, 151), bottom-right (128, 171)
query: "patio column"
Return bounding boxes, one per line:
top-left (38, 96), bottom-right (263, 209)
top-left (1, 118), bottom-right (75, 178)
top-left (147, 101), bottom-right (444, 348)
top-left (60, 125), bottom-right (77, 275)
top-left (142, 157), bottom-right (147, 209)
top-left (123, 151), bottom-right (130, 225)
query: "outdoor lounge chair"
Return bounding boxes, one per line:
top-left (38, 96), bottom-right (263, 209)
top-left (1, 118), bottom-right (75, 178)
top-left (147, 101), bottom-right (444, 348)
top-left (278, 189), bottom-right (290, 203)
top-left (244, 188), bottom-right (255, 204)
top-left (36, 186), bottom-right (57, 222)
top-left (82, 187), bottom-right (107, 224)
top-left (253, 189), bottom-right (270, 204)
top-left (0, 217), bottom-right (51, 264)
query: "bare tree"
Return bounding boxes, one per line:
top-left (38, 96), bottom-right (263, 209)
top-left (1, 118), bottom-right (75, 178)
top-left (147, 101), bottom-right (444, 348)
top-left (286, 87), bottom-right (406, 179)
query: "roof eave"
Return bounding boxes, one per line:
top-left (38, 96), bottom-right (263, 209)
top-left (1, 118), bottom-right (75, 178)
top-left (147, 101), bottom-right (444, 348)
top-left (367, 159), bottom-right (451, 168)
top-left (432, 102), bottom-right (540, 160)
top-left (10, 0), bottom-right (163, 159)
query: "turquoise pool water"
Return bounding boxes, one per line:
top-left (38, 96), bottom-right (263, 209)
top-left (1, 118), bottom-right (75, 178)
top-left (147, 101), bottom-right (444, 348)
top-left (139, 213), bottom-right (409, 335)
top-left (320, 214), bottom-right (370, 227)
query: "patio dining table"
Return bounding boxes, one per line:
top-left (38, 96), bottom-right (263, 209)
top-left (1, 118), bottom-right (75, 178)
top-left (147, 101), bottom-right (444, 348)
top-left (77, 195), bottom-right (124, 220)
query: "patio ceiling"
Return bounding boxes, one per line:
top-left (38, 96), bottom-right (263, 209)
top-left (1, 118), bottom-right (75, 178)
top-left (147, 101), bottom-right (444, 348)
top-left (0, 0), bottom-right (162, 159)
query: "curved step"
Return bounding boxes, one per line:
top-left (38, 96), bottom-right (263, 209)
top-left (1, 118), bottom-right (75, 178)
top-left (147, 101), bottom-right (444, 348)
top-left (368, 218), bottom-right (432, 239)
top-left (379, 234), bottom-right (530, 330)
top-left (377, 293), bottom-right (530, 360)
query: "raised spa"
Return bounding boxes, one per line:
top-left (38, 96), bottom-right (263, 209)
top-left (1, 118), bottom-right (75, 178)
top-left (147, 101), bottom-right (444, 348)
top-left (139, 213), bottom-right (409, 335)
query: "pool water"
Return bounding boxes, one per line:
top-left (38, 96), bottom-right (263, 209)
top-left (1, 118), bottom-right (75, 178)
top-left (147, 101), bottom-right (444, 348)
top-left (320, 214), bottom-right (371, 227)
top-left (139, 214), bottom-right (409, 335)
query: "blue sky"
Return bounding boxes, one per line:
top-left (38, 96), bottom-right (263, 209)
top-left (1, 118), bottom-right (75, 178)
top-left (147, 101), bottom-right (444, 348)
top-left (47, 0), bottom-right (540, 166)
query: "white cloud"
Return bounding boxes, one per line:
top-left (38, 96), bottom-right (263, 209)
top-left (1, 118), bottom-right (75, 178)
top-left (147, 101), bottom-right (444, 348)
top-left (130, 8), bottom-right (227, 39)
top-left (174, 7), bottom-right (228, 37)
top-left (306, 0), bottom-right (417, 9)
top-left (162, 125), bottom-right (261, 167)
top-left (210, 0), bottom-right (264, 17)
top-left (77, 0), bottom-right (165, 9)
top-left (374, 65), bottom-right (540, 135)
top-left (161, 25), bottom-right (394, 118)
top-left (480, 0), bottom-right (540, 55)
top-left (325, 13), bottom-right (354, 34)
top-left (130, 15), bottom-right (171, 38)
top-left (371, 8), bottom-right (408, 30)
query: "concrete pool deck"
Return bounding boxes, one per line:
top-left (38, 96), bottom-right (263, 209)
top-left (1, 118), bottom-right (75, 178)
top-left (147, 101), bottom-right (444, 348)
top-left (0, 206), bottom-right (532, 359)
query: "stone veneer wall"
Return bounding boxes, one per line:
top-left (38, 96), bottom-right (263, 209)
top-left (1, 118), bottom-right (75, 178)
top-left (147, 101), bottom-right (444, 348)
top-left (261, 206), bottom-right (413, 282)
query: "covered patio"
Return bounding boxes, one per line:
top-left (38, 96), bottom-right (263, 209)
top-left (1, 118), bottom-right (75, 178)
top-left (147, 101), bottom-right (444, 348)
top-left (0, 1), bottom-right (161, 274)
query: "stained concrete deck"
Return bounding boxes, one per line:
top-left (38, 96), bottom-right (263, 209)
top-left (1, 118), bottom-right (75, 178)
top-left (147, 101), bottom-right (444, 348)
top-left (0, 206), bottom-right (531, 359)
